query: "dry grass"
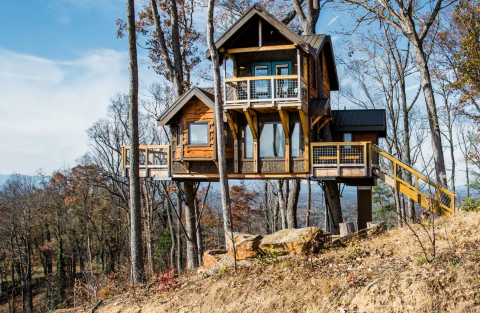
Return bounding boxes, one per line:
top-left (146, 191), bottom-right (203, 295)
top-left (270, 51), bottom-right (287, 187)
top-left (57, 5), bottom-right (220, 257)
top-left (47, 211), bottom-right (480, 312)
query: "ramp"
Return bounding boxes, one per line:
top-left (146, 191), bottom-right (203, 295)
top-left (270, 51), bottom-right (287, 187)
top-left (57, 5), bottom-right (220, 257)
top-left (371, 145), bottom-right (455, 216)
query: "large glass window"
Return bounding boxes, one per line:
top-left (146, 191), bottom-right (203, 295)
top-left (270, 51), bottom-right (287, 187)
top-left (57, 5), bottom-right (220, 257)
top-left (188, 123), bottom-right (209, 145)
top-left (244, 126), bottom-right (253, 158)
top-left (260, 123), bottom-right (285, 158)
top-left (291, 122), bottom-right (301, 158)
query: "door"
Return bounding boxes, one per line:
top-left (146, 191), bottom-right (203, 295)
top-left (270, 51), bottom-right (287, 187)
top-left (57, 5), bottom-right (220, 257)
top-left (272, 61), bottom-right (292, 98)
top-left (252, 63), bottom-right (271, 99)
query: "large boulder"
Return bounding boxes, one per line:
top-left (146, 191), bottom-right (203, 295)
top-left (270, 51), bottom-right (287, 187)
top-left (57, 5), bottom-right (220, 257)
top-left (259, 227), bottom-right (325, 255)
top-left (200, 249), bottom-right (233, 273)
top-left (228, 233), bottom-right (263, 260)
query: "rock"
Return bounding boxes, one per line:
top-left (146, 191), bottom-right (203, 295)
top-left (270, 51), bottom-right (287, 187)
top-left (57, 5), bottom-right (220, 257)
top-left (228, 233), bottom-right (263, 260)
top-left (202, 249), bottom-right (228, 269)
top-left (259, 227), bottom-right (326, 255)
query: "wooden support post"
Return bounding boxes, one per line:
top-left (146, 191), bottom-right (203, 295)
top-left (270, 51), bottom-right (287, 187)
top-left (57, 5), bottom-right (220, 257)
top-left (357, 186), bottom-right (373, 230)
top-left (223, 57), bottom-right (227, 107)
top-left (259, 19), bottom-right (262, 47)
top-left (317, 117), bottom-right (331, 134)
top-left (311, 115), bottom-right (323, 129)
top-left (244, 108), bottom-right (258, 173)
top-left (337, 144), bottom-right (341, 176)
top-left (226, 112), bottom-right (239, 173)
top-left (297, 49), bottom-right (302, 103)
top-left (363, 142), bottom-right (368, 175)
top-left (298, 109), bottom-right (309, 173)
top-left (279, 108), bottom-right (290, 172)
top-left (145, 147), bottom-right (149, 167)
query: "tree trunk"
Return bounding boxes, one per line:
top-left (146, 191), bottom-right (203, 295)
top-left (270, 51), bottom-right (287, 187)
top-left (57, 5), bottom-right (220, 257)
top-left (412, 42), bottom-right (447, 186)
top-left (165, 197), bottom-right (176, 270)
top-left (286, 180), bottom-right (300, 228)
top-left (207, 0), bottom-right (234, 255)
top-left (276, 180), bottom-right (288, 230)
top-left (195, 197), bottom-right (204, 265)
top-left (176, 196), bottom-right (183, 275)
top-left (306, 180), bottom-right (311, 227)
top-left (183, 182), bottom-right (199, 268)
top-left (324, 181), bottom-right (342, 234)
top-left (126, 0), bottom-right (145, 284)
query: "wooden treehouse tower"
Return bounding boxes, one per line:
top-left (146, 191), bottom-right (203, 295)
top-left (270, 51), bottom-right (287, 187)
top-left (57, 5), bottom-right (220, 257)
top-left (121, 5), bottom-right (455, 230)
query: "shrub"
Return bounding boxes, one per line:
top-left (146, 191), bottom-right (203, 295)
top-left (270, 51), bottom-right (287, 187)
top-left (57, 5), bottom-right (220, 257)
top-left (258, 245), bottom-right (279, 267)
top-left (155, 267), bottom-right (178, 292)
top-left (459, 197), bottom-right (480, 212)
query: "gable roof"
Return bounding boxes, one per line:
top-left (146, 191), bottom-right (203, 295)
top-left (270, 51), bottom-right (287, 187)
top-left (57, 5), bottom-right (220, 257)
top-left (157, 87), bottom-right (221, 126)
top-left (206, 4), bottom-right (316, 59)
top-left (331, 109), bottom-right (387, 137)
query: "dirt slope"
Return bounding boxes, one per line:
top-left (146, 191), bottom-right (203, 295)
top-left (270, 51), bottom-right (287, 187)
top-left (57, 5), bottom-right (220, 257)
top-left (93, 211), bottom-right (480, 312)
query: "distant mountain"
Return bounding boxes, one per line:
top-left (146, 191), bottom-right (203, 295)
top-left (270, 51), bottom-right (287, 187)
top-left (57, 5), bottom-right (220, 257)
top-left (0, 174), bottom-right (10, 186)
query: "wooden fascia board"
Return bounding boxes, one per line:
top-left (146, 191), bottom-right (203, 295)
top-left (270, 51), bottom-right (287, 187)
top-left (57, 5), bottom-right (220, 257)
top-left (227, 44), bottom-right (296, 54)
top-left (157, 88), bottom-right (226, 126)
top-left (205, 5), bottom-right (315, 59)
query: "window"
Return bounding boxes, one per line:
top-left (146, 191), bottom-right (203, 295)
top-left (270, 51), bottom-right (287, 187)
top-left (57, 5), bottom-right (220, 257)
top-left (291, 122), bottom-right (301, 158)
top-left (253, 64), bottom-right (270, 99)
top-left (343, 133), bottom-right (353, 149)
top-left (260, 123), bottom-right (285, 158)
top-left (275, 63), bottom-right (289, 75)
top-left (188, 122), bottom-right (209, 145)
top-left (244, 126), bottom-right (253, 159)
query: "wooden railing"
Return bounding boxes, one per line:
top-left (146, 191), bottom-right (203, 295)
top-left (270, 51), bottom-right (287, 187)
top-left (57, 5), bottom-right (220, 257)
top-left (224, 75), bottom-right (307, 106)
top-left (121, 145), bottom-right (170, 171)
top-left (310, 142), bottom-right (371, 175)
top-left (371, 145), bottom-right (455, 216)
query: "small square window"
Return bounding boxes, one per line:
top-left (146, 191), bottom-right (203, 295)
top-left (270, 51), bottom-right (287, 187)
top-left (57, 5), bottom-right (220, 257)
top-left (188, 123), bottom-right (209, 145)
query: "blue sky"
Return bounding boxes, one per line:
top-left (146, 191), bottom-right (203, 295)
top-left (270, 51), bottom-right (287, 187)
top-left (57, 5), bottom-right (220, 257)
top-left (0, 0), bottom-right (347, 176)
top-left (0, 1), bottom-right (462, 185)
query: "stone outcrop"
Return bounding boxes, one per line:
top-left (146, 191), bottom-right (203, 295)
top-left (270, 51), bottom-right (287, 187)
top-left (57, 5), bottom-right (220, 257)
top-left (259, 227), bottom-right (326, 255)
top-left (228, 233), bottom-right (263, 259)
top-left (199, 249), bottom-right (233, 272)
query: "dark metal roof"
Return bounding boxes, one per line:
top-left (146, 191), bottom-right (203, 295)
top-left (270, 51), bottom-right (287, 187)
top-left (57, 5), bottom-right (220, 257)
top-left (331, 109), bottom-right (387, 137)
top-left (303, 34), bottom-right (326, 51)
top-left (309, 98), bottom-right (330, 116)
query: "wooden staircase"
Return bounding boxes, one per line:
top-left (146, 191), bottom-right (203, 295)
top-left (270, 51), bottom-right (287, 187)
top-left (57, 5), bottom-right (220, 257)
top-left (371, 145), bottom-right (455, 216)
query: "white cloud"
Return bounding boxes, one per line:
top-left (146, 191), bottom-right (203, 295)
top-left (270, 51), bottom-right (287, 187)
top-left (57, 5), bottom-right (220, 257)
top-left (0, 48), bottom-right (156, 175)
top-left (406, 84), bottom-right (420, 91)
top-left (327, 15), bottom-right (339, 27)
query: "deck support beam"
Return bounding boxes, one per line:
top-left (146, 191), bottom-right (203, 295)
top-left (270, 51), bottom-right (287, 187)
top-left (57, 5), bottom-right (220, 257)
top-left (226, 112), bottom-right (239, 173)
top-left (279, 108), bottom-right (290, 172)
top-left (245, 108), bottom-right (259, 173)
top-left (298, 109), bottom-right (309, 173)
top-left (317, 117), bottom-right (332, 134)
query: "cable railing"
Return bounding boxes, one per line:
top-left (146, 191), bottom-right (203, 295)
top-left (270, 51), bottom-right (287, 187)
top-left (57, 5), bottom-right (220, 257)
top-left (311, 142), bottom-right (370, 174)
top-left (225, 75), bottom-right (306, 106)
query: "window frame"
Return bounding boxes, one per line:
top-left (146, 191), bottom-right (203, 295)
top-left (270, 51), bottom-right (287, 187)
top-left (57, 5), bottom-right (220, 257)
top-left (187, 121), bottom-right (210, 146)
top-left (259, 121), bottom-right (286, 159)
top-left (244, 124), bottom-right (254, 159)
top-left (290, 121), bottom-right (302, 158)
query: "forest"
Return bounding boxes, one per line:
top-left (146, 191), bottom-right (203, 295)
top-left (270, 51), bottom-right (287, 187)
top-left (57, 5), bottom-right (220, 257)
top-left (1, 0), bottom-right (479, 312)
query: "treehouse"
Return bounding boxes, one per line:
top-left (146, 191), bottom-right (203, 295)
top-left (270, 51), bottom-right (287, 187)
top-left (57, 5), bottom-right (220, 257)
top-left (121, 4), bottom-right (455, 223)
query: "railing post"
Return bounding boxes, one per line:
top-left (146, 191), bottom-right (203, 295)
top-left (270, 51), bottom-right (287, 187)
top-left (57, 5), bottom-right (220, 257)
top-left (223, 58), bottom-right (227, 106)
top-left (145, 147), bottom-right (149, 167)
top-left (247, 77), bottom-right (251, 107)
top-left (271, 76), bottom-right (275, 104)
top-left (336, 143), bottom-right (341, 176)
top-left (297, 48), bottom-right (302, 103)
top-left (363, 142), bottom-right (368, 176)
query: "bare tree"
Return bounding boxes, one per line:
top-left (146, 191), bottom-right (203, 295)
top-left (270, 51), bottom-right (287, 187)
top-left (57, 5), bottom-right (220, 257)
top-left (338, 0), bottom-right (456, 186)
top-left (126, 0), bottom-right (145, 284)
top-left (207, 0), bottom-right (235, 256)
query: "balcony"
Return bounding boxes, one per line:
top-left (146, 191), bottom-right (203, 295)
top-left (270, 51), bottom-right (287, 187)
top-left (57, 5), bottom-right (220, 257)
top-left (310, 142), bottom-right (371, 178)
top-left (224, 75), bottom-right (307, 109)
top-left (121, 145), bottom-right (171, 180)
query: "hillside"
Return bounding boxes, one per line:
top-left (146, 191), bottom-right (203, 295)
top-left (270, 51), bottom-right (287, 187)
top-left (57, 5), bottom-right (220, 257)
top-left (57, 210), bottom-right (480, 313)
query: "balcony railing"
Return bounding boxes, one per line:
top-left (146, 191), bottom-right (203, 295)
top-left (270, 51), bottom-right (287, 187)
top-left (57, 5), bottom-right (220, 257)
top-left (311, 142), bottom-right (371, 176)
top-left (121, 145), bottom-right (170, 176)
top-left (224, 75), bottom-right (307, 106)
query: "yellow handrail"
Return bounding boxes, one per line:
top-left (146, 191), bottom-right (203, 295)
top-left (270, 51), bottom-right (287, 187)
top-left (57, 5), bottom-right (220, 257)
top-left (371, 145), bottom-right (455, 216)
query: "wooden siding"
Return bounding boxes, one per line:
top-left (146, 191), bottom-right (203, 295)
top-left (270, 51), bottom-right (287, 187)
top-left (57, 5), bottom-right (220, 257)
top-left (332, 132), bottom-right (378, 144)
top-left (308, 55), bottom-right (319, 102)
top-left (322, 49), bottom-right (330, 98)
